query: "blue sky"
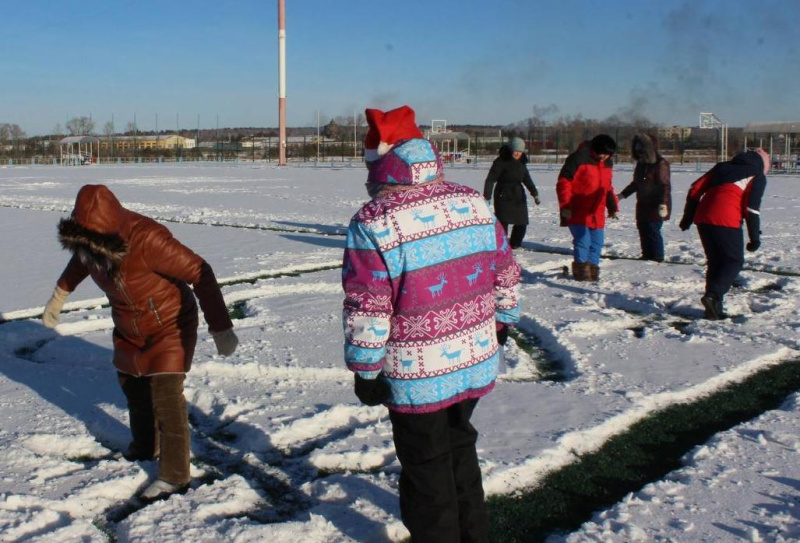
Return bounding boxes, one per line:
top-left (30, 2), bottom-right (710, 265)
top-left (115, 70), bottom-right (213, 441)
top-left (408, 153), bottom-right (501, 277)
top-left (3, 0), bottom-right (798, 135)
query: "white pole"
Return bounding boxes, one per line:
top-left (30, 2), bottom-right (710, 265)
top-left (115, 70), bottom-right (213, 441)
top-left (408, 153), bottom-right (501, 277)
top-left (317, 109), bottom-right (320, 162)
top-left (278, 0), bottom-right (287, 166)
top-left (353, 109), bottom-right (357, 158)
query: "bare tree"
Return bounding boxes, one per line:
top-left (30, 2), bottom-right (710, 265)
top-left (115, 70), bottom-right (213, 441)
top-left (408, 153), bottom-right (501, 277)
top-left (334, 112), bottom-right (367, 137)
top-left (323, 119), bottom-right (341, 140)
top-left (0, 124), bottom-right (9, 151)
top-left (52, 123), bottom-right (64, 137)
top-left (9, 124), bottom-right (25, 154)
top-left (66, 116), bottom-right (95, 136)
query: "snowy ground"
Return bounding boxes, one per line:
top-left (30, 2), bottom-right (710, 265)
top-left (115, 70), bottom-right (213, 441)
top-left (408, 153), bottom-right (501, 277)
top-left (0, 162), bottom-right (798, 542)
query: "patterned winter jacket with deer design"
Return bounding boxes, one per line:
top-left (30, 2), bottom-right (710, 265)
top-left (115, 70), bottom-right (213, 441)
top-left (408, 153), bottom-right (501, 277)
top-left (342, 138), bottom-right (521, 414)
top-left (55, 184), bottom-right (233, 376)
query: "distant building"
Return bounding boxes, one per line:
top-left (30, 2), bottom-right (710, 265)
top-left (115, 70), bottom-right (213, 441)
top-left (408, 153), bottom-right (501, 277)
top-left (99, 134), bottom-right (196, 152)
top-left (658, 126), bottom-right (692, 141)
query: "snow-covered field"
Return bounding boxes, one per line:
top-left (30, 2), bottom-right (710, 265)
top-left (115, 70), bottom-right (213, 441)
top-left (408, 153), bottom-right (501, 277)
top-left (0, 162), bottom-right (798, 542)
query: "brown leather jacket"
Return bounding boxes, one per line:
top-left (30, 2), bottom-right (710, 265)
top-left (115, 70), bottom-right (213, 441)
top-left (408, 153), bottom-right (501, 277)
top-left (56, 184), bottom-right (232, 376)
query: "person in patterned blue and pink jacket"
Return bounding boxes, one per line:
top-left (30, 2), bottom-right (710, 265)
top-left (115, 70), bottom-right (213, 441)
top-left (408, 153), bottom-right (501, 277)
top-left (342, 105), bottom-right (520, 542)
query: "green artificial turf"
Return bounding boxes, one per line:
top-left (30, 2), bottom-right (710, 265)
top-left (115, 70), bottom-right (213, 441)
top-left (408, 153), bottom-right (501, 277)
top-left (488, 359), bottom-right (800, 542)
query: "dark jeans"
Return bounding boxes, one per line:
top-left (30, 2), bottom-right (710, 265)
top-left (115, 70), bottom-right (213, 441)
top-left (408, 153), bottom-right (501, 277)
top-left (637, 220), bottom-right (664, 262)
top-left (500, 222), bottom-right (526, 249)
top-left (117, 372), bottom-right (191, 485)
top-left (697, 224), bottom-right (744, 300)
top-left (389, 399), bottom-right (488, 543)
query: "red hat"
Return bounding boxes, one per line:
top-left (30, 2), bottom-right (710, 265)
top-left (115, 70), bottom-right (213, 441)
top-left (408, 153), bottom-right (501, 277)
top-left (364, 105), bottom-right (423, 162)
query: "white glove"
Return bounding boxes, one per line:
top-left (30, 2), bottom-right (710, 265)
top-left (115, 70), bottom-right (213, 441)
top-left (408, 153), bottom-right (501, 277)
top-left (212, 328), bottom-right (239, 356)
top-left (658, 204), bottom-right (668, 218)
top-left (43, 286), bottom-right (69, 328)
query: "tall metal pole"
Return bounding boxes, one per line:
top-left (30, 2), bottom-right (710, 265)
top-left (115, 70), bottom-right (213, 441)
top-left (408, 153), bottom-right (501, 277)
top-left (278, 0), bottom-right (287, 166)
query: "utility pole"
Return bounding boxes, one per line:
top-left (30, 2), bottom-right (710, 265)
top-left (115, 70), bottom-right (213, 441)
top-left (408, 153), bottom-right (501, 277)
top-left (278, 0), bottom-right (287, 166)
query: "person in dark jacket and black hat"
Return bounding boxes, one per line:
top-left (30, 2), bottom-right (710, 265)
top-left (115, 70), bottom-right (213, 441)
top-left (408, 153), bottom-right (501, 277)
top-left (619, 133), bottom-right (672, 262)
top-left (483, 137), bottom-right (540, 249)
top-left (679, 148), bottom-right (770, 319)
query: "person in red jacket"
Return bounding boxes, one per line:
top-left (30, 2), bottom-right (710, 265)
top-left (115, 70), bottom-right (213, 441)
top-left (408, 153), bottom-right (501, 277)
top-left (556, 135), bottom-right (619, 281)
top-left (679, 149), bottom-right (769, 319)
top-left (42, 184), bottom-right (239, 501)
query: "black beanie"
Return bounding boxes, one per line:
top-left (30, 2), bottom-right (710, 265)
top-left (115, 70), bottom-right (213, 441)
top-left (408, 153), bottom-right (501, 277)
top-left (590, 134), bottom-right (616, 155)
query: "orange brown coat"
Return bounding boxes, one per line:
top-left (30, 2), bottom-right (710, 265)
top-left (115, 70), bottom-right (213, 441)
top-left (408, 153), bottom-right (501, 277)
top-left (56, 185), bottom-right (232, 376)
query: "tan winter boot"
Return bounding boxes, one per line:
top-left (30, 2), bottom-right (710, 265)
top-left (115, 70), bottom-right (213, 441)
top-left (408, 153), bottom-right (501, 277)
top-left (588, 264), bottom-right (600, 282)
top-left (571, 262), bottom-right (590, 281)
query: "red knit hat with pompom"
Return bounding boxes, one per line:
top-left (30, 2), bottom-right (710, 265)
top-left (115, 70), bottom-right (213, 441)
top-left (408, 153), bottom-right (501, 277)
top-left (364, 105), bottom-right (423, 162)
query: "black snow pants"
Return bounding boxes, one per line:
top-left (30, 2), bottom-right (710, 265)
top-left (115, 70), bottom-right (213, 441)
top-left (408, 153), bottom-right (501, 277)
top-left (697, 223), bottom-right (744, 300)
top-left (500, 222), bottom-right (527, 249)
top-left (389, 399), bottom-right (489, 543)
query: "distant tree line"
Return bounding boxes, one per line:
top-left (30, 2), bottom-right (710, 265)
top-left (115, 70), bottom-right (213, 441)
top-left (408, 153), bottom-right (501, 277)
top-left (0, 111), bottom-right (751, 163)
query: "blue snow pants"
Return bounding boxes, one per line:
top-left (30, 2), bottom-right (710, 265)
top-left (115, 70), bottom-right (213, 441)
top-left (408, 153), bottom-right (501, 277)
top-left (569, 225), bottom-right (605, 265)
top-left (637, 220), bottom-right (665, 262)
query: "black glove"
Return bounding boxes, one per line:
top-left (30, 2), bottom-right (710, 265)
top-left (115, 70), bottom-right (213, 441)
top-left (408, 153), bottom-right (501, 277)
top-left (496, 324), bottom-right (508, 346)
top-left (745, 212), bottom-right (761, 250)
top-left (605, 192), bottom-right (618, 216)
top-left (353, 373), bottom-right (391, 406)
top-left (680, 199), bottom-right (698, 231)
top-left (533, 194), bottom-right (541, 205)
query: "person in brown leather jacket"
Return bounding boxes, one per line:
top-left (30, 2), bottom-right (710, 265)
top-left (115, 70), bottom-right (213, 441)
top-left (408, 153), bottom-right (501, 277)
top-left (42, 184), bottom-right (239, 501)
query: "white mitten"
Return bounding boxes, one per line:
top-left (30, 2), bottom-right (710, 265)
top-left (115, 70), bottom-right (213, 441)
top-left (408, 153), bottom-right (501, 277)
top-left (658, 204), bottom-right (668, 218)
top-left (212, 328), bottom-right (239, 356)
top-left (43, 286), bottom-right (69, 328)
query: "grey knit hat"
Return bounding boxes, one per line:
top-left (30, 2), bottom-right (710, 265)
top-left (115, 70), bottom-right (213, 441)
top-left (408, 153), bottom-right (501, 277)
top-left (508, 137), bottom-right (526, 153)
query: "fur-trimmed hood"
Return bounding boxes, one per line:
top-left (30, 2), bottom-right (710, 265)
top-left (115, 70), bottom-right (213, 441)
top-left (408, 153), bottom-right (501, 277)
top-left (53, 183), bottom-right (234, 377)
top-left (58, 184), bottom-right (128, 272)
top-left (631, 133), bottom-right (658, 164)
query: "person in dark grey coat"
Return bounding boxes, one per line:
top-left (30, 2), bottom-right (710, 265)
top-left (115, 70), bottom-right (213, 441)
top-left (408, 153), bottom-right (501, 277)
top-left (619, 134), bottom-right (672, 262)
top-left (483, 137), bottom-right (540, 249)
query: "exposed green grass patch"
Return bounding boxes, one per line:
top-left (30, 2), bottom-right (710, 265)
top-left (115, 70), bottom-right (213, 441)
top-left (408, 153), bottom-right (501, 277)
top-left (488, 358), bottom-right (800, 542)
top-left (91, 518), bottom-right (117, 542)
top-left (229, 300), bottom-right (248, 320)
top-left (507, 327), bottom-right (565, 382)
top-left (13, 340), bottom-right (49, 361)
top-left (218, 264), bottom-right (341, 287)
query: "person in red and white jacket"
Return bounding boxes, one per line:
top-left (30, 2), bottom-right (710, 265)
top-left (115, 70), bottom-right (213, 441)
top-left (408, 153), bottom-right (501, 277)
top-left (679, 148), bottom-right (769, 319)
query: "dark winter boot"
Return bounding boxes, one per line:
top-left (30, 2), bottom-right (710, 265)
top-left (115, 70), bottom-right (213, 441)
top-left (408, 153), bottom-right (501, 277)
top-left (571, 262), bottom-right (590, 281)
top-left (701, 294), bottom-right (726, 320)
top-left (588, 264), bottom-right (600, 282)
